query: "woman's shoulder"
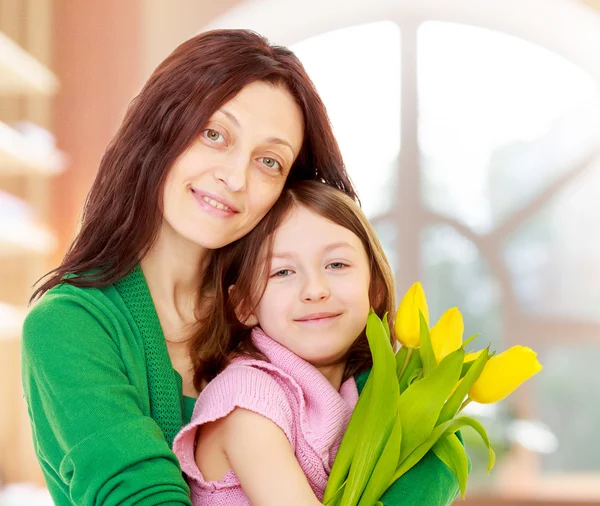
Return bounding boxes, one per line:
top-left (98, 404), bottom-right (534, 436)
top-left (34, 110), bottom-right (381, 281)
top-left (26, 280), bottom-right (122, 324)
top-left (22, 276), bottom-right (134, 355)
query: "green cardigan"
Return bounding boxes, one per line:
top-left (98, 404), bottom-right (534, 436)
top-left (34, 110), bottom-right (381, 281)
top-left (21, 266), bottom-right (459, 505)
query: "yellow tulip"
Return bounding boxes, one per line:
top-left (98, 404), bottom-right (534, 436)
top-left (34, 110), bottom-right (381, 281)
top-left (394, 282), bottom-right (429, 348)
top-left (430, 307), bottom-right (464, 363)
top-left (469, 346), bottom-right (543, 404)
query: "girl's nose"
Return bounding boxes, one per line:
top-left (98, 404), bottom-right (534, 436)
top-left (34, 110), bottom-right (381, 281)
top-left (301, 274), bottom-right (330, 302)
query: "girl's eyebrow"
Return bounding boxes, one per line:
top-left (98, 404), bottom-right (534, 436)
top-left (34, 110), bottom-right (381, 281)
top-left (272, 241), bottom-right (357, 260)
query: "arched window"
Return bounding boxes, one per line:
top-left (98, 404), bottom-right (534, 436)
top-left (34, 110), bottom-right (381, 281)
top-left (208, 1), bottom-right (600, 498)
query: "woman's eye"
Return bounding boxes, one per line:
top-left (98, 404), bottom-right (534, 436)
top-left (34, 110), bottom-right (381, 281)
top-left (258, 157), bottom-right (282, 172)
top-left (327, 262), bottom-right (347, 270)
top-left (204, 129), bottom-right (225, 143)
top-left (273, 269), bottom-right (293, 277)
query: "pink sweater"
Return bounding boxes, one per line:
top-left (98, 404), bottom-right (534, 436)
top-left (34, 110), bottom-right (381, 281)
top-left (173, 328), bottom-right (358, 505)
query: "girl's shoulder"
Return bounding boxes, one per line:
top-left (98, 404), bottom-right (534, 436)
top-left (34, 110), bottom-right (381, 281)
top-left (196, 361), bottom-right (295, 425)
top-left (193, 362), bottom-right (295, 430)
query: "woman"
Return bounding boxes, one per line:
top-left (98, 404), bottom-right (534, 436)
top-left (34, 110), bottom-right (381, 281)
top-left (22, 29), bottom-right (459, 505)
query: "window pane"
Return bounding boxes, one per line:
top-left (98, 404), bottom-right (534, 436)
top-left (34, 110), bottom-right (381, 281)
top-left (504, 160), bottom-right (600, 320)
top-left (418, 21), bottom-right (599, 233)
top-left (292, 22), bottom-right (401, 218)
top-left (536, 345), bottom-right (600, 473)
top-left (421, 224), bottom-right (503, 352)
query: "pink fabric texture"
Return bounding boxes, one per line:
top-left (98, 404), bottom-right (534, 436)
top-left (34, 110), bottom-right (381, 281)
top-left (172, 327), bottom-right (358, 505)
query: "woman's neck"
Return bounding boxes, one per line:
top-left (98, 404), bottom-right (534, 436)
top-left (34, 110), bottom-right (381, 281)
top-left (140, 222), bottom-right (211, 336)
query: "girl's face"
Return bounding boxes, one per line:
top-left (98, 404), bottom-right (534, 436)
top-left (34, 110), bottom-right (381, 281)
top-left (249, 206), bottom-right (372, 370)
top-left (161, 81), bottom-right (304, 251)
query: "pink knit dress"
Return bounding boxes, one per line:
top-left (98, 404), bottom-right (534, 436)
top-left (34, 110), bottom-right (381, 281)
top-left (173, 327), bottom-right (358, 505)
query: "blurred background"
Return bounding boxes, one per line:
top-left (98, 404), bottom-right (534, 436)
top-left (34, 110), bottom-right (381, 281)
top-left (1, 0), bottom-right (599, 504)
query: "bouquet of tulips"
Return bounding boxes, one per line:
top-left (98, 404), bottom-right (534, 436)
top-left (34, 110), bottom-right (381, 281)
top-left (323, 282), bottom-right (543, 506)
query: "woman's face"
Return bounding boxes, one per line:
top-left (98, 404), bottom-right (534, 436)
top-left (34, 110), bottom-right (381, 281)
top-left (161, 81), bottom-right (304, 250)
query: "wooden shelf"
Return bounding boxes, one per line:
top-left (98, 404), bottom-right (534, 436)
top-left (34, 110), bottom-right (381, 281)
top-left (0, 30), bottom-right (58, 96)
top-left (0, 121), bottom-right (65, 175)
top-left (0, 303), bottom-right (27, 341)
top-left (0, 221), bottom-right (57, 256)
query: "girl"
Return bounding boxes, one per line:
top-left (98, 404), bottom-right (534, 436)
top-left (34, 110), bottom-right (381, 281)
top-left (173, 181), bottom-right (456, 505)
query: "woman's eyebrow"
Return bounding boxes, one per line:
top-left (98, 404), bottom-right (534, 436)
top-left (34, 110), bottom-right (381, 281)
top-left (265, 137), bottom-right (296, 158)
top-left (218, 108), bottom-right (240, 127)
top-left (218, 108), bottom-right (296, 158)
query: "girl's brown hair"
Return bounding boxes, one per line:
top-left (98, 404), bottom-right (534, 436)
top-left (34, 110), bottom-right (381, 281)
top-left (192, 180), bottom-right (396, 389)
top-left (32, 29), bottom-right (356, 301)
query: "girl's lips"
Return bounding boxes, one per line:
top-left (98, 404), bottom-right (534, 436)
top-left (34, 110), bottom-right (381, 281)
top-left (295, 313), bottom-right (341, 324)
top-left (191, 188), bottom-right (238, 218)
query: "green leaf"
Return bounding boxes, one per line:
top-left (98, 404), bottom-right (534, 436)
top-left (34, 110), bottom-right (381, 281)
top-left (398, 348), bottom-right (464, 462)
top-left (391, 415), bottom-right (495, 486)
top-left (432, 434), bottom-right (469, 498)
top-left (437, 347), bottom-right (490, 425)
top-left (357, 405), bottom-right (402, 506)
top-left (340, 310), bottom-right (399, 505)
top-left (398, 350), bottom-right (421, 392)
top-left (382, 311), bottom-right (390, 338)
top-left (418, 311), bottom-right (436, 376)
top-left (323, 480), bottom-right (345, 505)
top-left (324, 372), bottom-right (373, 502)
top-left (462, 333), bottom-right (480, 349)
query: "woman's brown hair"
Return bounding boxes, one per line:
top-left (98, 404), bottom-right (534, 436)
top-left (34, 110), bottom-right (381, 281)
top-left (193, 180), bottom-right (396, 389)
top-left (32, 29), bottom-right (356, 301)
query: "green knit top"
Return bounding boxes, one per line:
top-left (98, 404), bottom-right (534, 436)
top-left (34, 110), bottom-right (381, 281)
top-left (21, 265), bottom-right (459, 505)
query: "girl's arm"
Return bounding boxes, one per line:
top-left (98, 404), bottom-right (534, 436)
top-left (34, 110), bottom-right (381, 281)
top-left (217, 407), bottom-right (323, 506)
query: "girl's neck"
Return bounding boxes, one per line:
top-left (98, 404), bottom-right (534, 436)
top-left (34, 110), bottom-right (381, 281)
top-left (315, 362), bottom-right (346, 392)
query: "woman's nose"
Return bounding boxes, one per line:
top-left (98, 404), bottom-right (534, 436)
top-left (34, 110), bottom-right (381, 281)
top-left (214, 153), bottom-right (249, 192)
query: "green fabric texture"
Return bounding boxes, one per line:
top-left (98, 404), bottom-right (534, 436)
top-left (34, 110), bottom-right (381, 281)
top-left (21, 267), bottom-right (192, 506)
top-left (114, 265), bottom-right (185, 445)
top-left (354, 370), bottom-right (462, 506)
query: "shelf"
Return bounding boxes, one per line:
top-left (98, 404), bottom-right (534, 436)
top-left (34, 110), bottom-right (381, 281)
top-left (0, 222), bottom-right (57, 256)
top-left (0, 31), bottom-right (58, 96)
top-left (0, 303), bottom-right (27, 341)
top-left (0, 121), bottom-right (65, 175)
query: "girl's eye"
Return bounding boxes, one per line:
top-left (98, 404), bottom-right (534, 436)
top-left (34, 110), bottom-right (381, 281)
top-left (327, 262), bottom-right (347, 270)
top-left (258, 157), bottom-right (282, 172)
top-left (272, 269), bottom-right (293, 277)
top-left (204, 129), bottom-right (225, 144)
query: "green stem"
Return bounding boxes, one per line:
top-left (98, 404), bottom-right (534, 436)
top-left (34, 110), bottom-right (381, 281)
top-left (458, 398), bottom-right (472, 413)
top-left (398, 347), bottom-right (414, 379)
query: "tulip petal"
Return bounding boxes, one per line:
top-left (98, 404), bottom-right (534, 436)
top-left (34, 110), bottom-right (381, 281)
top-left (394, 282), bottom-right (429, 348)
top-left (469, 346), bottom-right (543, 404)
top-left (430, 307), bottom-right (464, 363)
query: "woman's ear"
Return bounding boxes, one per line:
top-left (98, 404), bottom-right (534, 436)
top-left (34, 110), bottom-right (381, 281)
top-left (229, 285), bottom-right (259, 327)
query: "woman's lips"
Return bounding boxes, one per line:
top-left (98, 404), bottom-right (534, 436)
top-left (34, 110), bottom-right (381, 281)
top-left (191, 188), bottom-right (238, 218)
